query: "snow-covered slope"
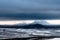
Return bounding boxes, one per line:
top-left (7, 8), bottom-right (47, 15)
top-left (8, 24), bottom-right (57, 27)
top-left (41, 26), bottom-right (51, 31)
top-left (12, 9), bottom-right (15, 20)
top-left (32, 20), bottom-right (49, 25)
top-left (16, 20), bottom-right (49, 26)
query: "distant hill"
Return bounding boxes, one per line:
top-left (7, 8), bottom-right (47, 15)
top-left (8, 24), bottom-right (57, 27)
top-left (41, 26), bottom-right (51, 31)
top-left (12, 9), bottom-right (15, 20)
top-left (0, 23), bottom-right (44, 28)
top-left (0, 20), bottom-right (60, 28)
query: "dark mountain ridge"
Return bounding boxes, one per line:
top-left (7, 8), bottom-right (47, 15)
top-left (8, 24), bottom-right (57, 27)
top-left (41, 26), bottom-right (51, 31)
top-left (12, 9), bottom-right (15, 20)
top-left (0, 23), bottom-right (60, 29)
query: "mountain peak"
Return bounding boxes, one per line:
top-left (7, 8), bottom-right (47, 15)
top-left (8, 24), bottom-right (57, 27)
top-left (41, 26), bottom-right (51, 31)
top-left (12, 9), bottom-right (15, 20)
top-left (33, 20), bottom-right (49, 25)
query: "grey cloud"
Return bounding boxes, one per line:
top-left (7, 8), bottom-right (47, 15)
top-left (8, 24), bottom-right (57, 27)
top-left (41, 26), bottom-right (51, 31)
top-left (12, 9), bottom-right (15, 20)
top-left (0, 0), bottom-right (60, 13)
top-left (0, 0), bottom-right (60, 9)
top-left (0, 0), bottom-right (60, 20)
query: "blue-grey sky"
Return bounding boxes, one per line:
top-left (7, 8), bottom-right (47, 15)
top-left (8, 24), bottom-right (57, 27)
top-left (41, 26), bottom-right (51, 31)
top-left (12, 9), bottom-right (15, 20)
top-left (0, 0), bottom-right (60, 11)
top-left (0, 0), bottom-right (60, 20)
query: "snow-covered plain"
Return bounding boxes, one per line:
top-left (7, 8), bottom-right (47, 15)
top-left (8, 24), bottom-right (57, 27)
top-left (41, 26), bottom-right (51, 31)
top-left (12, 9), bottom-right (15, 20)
top-left (0, 28), bottom-right (60, 40)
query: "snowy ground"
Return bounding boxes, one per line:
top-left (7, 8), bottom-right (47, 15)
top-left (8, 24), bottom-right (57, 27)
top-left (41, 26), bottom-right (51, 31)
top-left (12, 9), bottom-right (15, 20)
top-left (0, 28), bottom-right (60, 40)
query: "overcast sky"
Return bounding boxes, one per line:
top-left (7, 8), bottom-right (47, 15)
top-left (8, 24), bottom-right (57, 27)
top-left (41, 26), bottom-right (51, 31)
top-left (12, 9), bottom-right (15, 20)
top-left (0, 0), bottom-right (60, 8)
top-left (0, 0), bottom-right (60, 12)
top-left (0, 0), bottom-right (60, 20)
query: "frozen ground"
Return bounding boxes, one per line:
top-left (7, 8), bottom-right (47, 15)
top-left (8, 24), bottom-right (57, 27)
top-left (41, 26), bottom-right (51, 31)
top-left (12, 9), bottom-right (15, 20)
top-left (0, 28), bottom-right (60, 40)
